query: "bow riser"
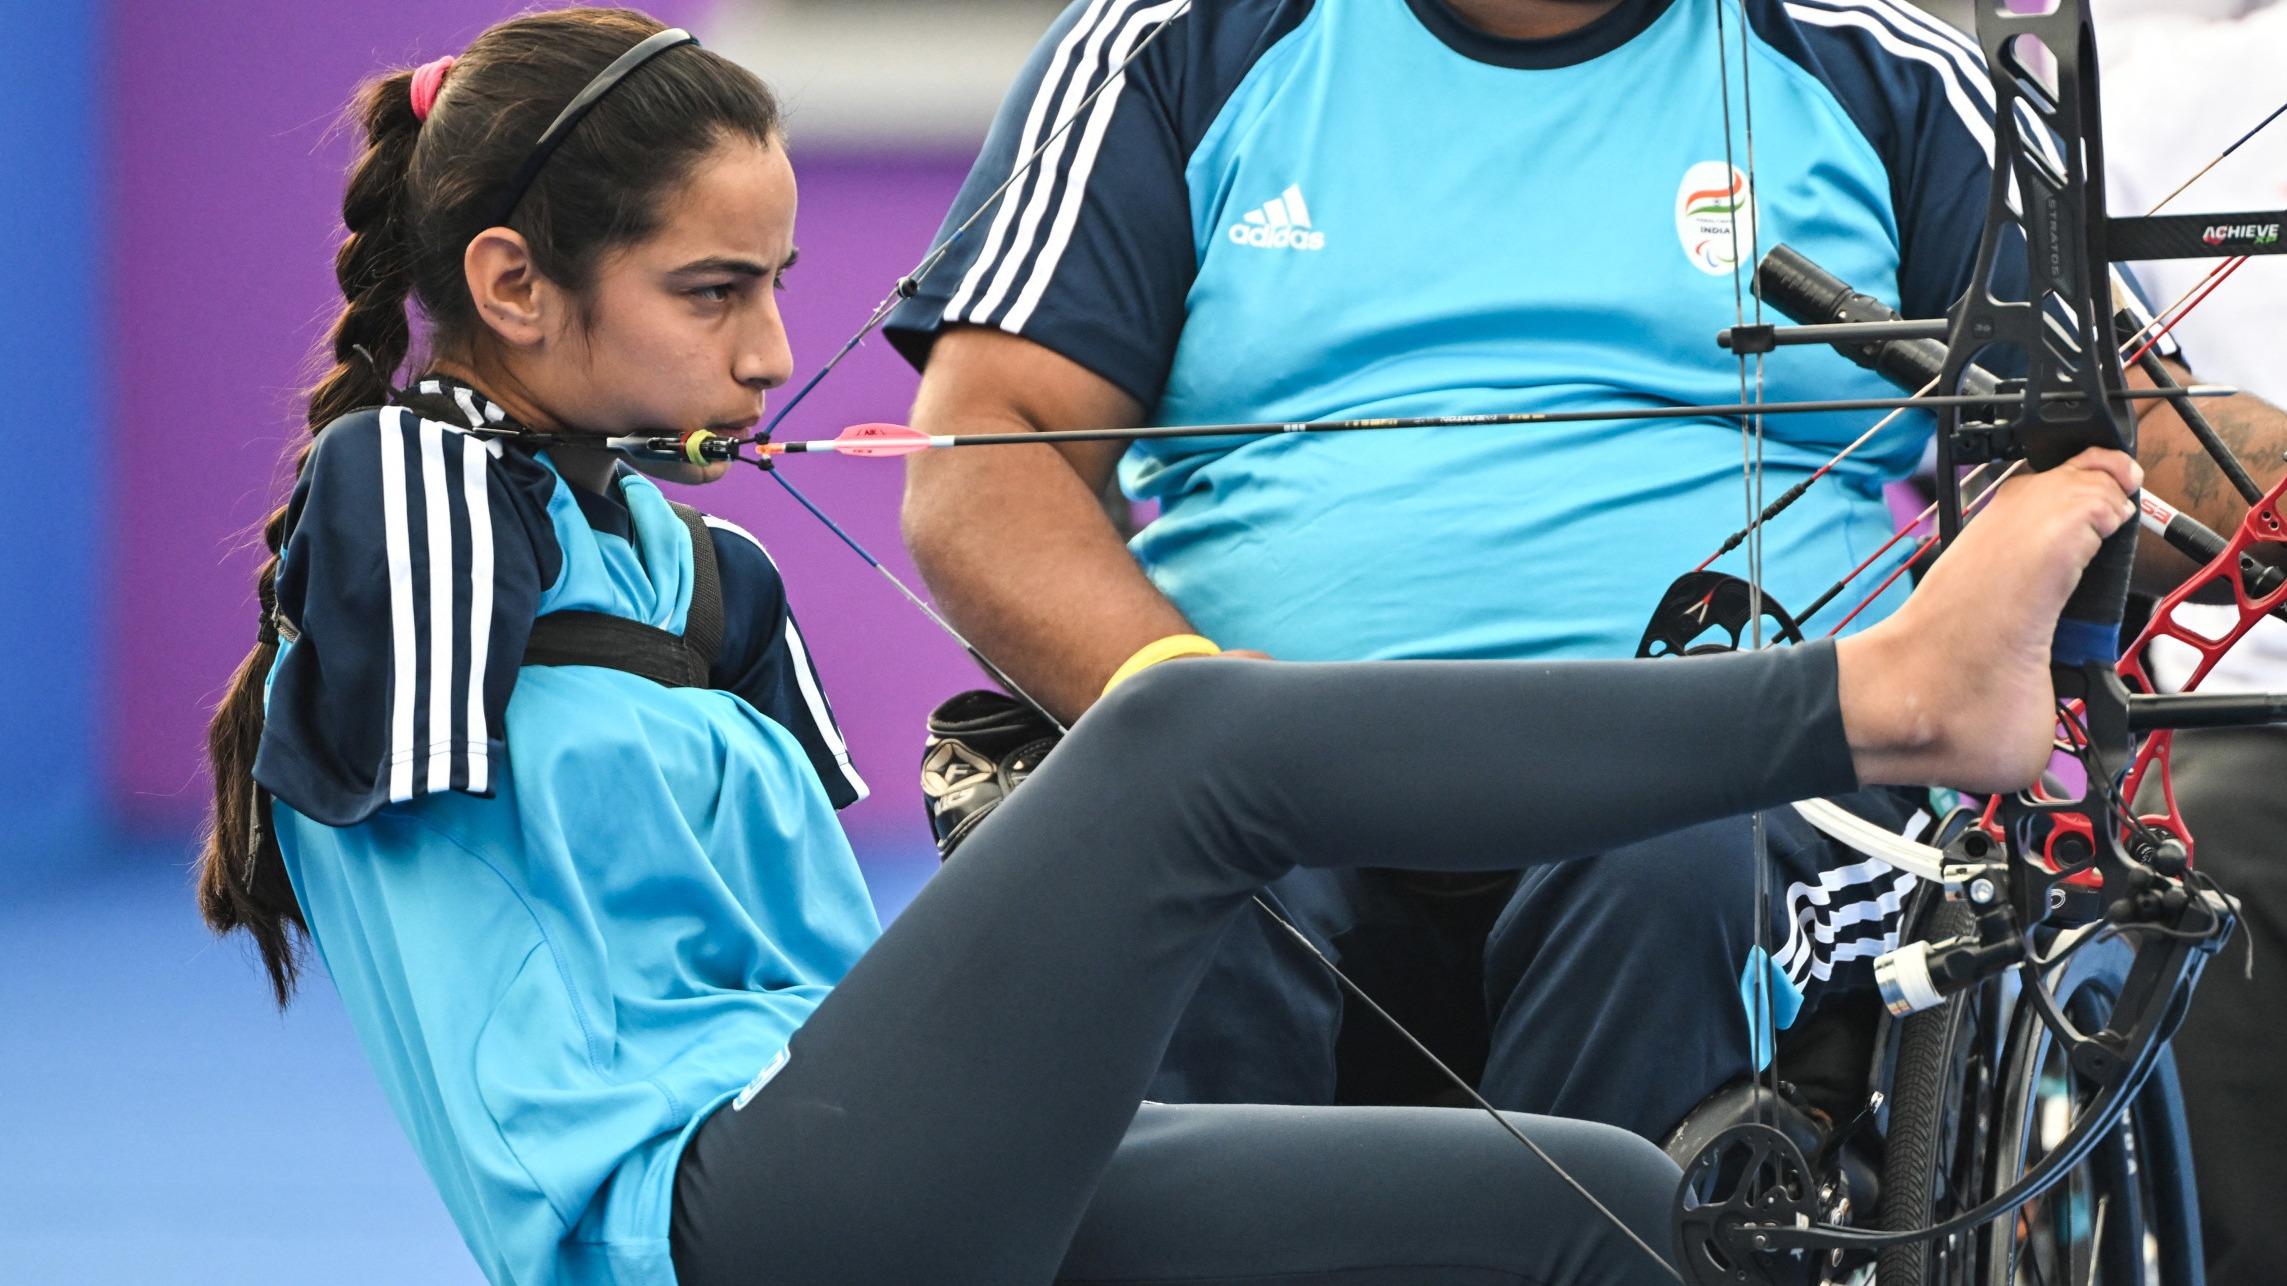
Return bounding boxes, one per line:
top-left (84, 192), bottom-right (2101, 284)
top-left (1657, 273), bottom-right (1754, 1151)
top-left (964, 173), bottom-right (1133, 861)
top-left (1935, 0), bottom-right (2134, 659)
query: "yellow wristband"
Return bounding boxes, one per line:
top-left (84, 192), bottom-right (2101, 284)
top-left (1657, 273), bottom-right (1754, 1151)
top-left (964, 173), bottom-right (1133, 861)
top-left (1102, 633), bottom-right (1223, 697)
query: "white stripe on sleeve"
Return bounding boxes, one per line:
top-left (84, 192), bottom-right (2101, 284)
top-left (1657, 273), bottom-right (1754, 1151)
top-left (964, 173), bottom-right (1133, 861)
top-left (1785, 2), bottom-right (1996, 168)
top-left (963, 0), bottom-right (1159, 326)
top-left (378, 408), bottom-right (419, 803)
top-left (1792, 0), bottom-right (2073, 187)
top-left (1006, 0), bottom-right (1192, 333)
top-left (460, 434), bottom-right (495, 794)
top-left (419, 420), bottom-right (458, 795)
top-left (1828, 0), bottom-right (1985, 73)
top-left (944, 0), bottom-right (1129, 323)
top-left (782, 618), bottom-right (870, 802)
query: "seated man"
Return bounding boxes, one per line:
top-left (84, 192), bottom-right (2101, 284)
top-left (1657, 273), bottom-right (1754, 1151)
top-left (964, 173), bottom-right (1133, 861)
top-left (887, 0), bottom-right (2285, 1136)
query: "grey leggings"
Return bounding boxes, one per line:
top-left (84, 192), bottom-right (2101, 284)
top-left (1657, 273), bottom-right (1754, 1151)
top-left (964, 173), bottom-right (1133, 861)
top-left (672, 646), bottom-right (1860, 1285)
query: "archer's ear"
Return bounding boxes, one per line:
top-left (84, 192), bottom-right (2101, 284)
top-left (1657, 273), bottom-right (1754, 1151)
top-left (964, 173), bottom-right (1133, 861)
top-left (463, 228), bottom-right (553, 350)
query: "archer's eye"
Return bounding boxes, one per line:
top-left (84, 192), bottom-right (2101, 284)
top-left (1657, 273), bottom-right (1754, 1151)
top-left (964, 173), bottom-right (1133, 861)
top-left (689, 282), bottom-right (737, 303)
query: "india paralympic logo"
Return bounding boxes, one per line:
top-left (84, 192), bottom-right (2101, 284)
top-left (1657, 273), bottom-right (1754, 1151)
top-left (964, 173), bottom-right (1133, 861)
top-left (1676, 161), bottom-right (1758, 276)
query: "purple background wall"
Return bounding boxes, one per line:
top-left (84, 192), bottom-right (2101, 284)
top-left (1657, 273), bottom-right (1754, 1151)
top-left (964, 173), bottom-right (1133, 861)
top-left (113, 0), bottom-right (977, 851)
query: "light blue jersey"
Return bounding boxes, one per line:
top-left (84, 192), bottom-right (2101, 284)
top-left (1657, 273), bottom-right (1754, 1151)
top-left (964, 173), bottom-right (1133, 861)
top-left (256, 382), bottom-right (875, 1285)
top-left (891, 0), bottom-right (2015, 661)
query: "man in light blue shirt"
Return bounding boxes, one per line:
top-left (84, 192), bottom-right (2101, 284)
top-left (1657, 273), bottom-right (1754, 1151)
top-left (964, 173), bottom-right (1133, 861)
top-left (888, 0), bottom-right (2268, 1137)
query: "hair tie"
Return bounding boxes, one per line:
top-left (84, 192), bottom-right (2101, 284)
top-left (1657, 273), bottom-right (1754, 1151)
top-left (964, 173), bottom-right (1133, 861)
top-left (410, 55), bottom-right (456, 123)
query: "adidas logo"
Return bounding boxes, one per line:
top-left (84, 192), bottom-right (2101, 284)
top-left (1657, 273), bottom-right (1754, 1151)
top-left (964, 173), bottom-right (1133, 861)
top-left (1228, 184), bottom-right (1325, 251)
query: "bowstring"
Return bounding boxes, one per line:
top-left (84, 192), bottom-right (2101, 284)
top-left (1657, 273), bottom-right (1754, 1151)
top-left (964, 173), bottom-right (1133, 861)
top-left (1712, 0), bottom-right (1779, 1137)
top-left (1736, 0), bottom-right (1777, 1138)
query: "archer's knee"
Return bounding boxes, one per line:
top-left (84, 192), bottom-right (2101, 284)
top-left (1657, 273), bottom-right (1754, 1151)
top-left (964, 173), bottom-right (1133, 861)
top-left (1080, 657), bottom-right (1293, 770)
top-left (1065, 660), bottom-right (1292, 874)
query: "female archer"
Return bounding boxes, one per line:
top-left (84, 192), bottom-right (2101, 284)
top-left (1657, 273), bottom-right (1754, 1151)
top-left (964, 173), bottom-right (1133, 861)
top-left (195, 9), bottom-right (2141, 1284)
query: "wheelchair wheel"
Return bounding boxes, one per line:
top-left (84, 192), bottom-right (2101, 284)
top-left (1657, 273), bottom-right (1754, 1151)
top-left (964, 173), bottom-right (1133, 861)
top-left (1978, 935), bottom-right (2203, 1286)
top-left (1875, 896), bottom-right (1999, 1286)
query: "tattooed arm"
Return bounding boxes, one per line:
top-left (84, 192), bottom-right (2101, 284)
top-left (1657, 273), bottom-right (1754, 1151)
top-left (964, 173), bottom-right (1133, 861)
top-left (2128, 358), bottom-right (2287, 590)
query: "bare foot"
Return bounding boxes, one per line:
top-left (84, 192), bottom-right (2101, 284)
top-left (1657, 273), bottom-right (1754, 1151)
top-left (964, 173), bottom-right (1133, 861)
top-left (1837, 448), bottom-right (2142, 793)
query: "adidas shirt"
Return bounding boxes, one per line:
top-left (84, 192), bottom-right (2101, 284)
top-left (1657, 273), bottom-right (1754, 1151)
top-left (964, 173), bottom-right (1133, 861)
top-left (257, 384), bottom-right (876, 1286)
top-left (888, 0), bottom-right (2023, 661)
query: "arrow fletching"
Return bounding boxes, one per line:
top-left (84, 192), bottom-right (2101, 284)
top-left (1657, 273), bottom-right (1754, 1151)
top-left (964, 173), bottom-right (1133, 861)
top-left (766, 422), bottom-right (939, 458)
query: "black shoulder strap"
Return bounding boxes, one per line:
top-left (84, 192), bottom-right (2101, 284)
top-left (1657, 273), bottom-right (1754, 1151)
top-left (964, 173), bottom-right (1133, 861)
top-left (523, 500), bottom-right (725, 688)
top-left (669, 501), bottom-right (725, 669)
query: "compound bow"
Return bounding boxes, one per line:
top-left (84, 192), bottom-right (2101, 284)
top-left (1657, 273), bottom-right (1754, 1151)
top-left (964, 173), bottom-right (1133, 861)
top-left (1660, 2), bottom-right (2281, 1280)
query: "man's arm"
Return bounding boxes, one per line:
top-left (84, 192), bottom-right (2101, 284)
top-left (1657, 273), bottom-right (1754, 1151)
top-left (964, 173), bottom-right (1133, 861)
top-left (2129, 359), bottom-right (2287, 586)
top-left (902, 326), bottom-right (1200, 723)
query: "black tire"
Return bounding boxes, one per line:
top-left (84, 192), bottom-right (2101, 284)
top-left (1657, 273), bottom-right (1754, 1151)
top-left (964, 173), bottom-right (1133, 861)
top-left (1979, 936), bottom-right (2204, 1286)
top-left (1876, 896), bottom-right (1998, 1286)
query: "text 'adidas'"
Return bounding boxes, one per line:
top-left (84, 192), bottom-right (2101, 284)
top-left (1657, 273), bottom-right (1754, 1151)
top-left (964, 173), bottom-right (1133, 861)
top-left (1229, 184), bottom-right (1325, 251)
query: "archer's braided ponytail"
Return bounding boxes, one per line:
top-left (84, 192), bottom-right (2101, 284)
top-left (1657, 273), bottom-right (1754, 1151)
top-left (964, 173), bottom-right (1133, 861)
top-left (196, 67), bottom-right (421, 1007)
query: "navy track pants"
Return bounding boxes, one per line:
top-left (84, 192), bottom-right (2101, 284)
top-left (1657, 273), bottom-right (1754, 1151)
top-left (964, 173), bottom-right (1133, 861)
top-left (672, 646), bottom-right (1859, 1285)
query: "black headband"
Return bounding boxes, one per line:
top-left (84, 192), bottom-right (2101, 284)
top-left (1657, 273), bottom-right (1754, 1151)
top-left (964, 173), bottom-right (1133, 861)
top-left (491, 27), bottom-right (699, 227)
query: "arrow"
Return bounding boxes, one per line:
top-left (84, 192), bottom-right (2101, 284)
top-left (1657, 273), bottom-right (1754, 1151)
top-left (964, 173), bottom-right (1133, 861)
top-left (756, 387), bottom-right (2236, 459)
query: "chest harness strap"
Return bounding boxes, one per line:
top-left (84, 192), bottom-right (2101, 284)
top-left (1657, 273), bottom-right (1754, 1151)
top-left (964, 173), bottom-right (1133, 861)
top-left (524, 501), bottom-right (726, 687)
